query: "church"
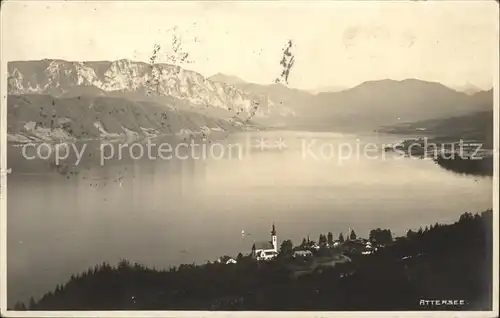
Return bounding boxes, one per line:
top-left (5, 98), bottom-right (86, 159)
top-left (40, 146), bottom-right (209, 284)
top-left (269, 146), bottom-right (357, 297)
top-left (251, 223), bottom-right (278, 261)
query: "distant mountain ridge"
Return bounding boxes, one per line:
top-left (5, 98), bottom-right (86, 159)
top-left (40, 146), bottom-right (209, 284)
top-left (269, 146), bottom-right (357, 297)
top-left (302, 79), bottom-right (493, 130)
top-left (208, 73), bottom-right (247, 86)
top-left (200, 73), bottom-right (493, 130)
top-left (308, 86), bottom-right (348, 94)
top-left (7, 62), bottom-right (493, 135)
top-left (7, 59), bottom-right (298, 142)
top-left (453, 82), bottom-right (485, 96)
top-left (7, 59), bottom-right (293, 119)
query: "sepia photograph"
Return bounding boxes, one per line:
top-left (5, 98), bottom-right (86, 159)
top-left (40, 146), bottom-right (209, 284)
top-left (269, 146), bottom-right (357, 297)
top-left (0, 0), bottom-right (498, 316)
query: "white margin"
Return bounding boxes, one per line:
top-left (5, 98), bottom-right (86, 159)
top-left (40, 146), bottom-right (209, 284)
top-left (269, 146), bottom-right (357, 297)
top-left (0, 1), bottom-right (498, 318)
top-left (0, 0), bottom-right (9, 316)
top-left (491, 0), bottom-right (500, 316)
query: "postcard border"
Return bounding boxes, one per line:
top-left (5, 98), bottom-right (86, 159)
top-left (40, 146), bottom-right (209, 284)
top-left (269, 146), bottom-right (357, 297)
top-left (0, 1), bottom-right (498, 317)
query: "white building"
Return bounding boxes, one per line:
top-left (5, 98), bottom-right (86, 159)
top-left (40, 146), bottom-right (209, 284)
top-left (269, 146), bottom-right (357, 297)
top-left (252, 223), bottom-right (278, 261)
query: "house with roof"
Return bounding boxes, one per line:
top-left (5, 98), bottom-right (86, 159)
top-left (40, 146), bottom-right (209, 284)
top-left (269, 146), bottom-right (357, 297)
top-left (251, 223), bottom-right (278, 261)
top-left (217, 255), bottom-right (238, 264)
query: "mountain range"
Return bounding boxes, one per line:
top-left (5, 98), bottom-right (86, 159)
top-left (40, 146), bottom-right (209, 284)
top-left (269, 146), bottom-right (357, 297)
top-left (453, 83), bottom-right (484, 96)
top-left (8, 59), bottom-right (298, 117)
top-left (7, 59), bottom-right (294, 143)
top-left (6, 59), bottom-right (494, 142)
top-left (308, 86), bottom-right (348, 95)
top-left (210, 73), bottom-right (493, 131)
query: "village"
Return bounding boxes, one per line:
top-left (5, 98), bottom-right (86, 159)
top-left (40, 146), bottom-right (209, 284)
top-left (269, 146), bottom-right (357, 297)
top-left (216, 224), bottom-right (385, 278)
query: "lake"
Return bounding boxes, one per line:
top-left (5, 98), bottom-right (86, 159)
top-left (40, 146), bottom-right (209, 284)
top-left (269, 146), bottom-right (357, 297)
top-left (6, 130), bottom-right (493, 305)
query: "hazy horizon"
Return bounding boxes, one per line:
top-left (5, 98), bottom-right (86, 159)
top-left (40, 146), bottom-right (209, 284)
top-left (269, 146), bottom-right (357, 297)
top-left (2, 1), bottom-right (498, 91)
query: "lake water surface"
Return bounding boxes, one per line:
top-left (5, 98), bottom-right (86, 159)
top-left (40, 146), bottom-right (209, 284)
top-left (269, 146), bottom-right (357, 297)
top-left (7, 131), bottom-right (493, 305)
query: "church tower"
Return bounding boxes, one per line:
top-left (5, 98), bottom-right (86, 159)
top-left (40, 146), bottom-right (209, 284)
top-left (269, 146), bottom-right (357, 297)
top-left (271, 223), bottom-right (277, 252)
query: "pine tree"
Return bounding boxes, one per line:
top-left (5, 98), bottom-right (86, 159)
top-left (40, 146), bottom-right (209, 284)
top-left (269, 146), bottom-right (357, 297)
top-left (28, 297), bottom-right (36, 310)
top-left (301, 238), bottom-right (307, 247)
top-left (318, 234), bottom-right (327, 245)
top-left (349, 229), bottom-right (357, 240)
top-left (406, 229), bottom-right (416, 238)
top-left (339, 232), bottom-right (344, 243)
top-left (280, 240), bottom-right (293, 255)
top-left (13, 301), bottom-right (26, 310)
top-left (327, 232), bottom-right (334, 245)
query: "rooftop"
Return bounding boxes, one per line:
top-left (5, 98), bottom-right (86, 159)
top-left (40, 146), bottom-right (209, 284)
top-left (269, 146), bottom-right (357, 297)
top-left (254, 241), bottom-right (274, 250)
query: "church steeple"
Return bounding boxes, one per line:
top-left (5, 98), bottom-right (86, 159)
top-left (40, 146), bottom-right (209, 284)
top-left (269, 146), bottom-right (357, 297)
top-left (271, 223), bottom-right (277, 252)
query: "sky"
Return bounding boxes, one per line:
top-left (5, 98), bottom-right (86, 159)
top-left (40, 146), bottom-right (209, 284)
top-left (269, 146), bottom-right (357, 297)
top-left (1, 0), bottom-right (498, 91)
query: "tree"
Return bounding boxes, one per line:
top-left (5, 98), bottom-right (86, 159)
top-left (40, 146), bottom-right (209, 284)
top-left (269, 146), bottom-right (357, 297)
top-left (459, 212), bottom-right (474, 223)
top-left (349, 229), bottom-right (357, 240)
top-left (327, 232), bottom-right (334, 246)
top-left (28, 297), bottom-right (36, 310)
top-left (318, 234), bottom-right (327, 246)
top-left (118, 259), bottom-right (131, 270)
top-left (339, 232), bottom-right (344, 243)
top-left (280, 239), bottom-right (293, 255)
top-left (13, 301), bottom-right (27, 310)
top-left (369, 229), bottom-right (377, 243)
top-left (301, 238), bottom-right (307, 248)
top-left (406, 229), bottom-right (416, 239)
top-left (236, 253), bottom-right (244, 262)
top-left (369, 228), bottom-right (393, 245)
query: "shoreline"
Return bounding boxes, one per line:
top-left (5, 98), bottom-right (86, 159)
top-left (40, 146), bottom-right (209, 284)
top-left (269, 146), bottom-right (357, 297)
top-left (382, 133), bottom-right (494, 177)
